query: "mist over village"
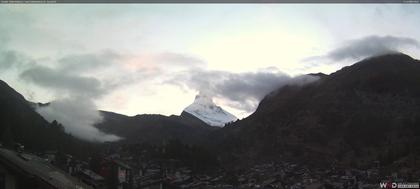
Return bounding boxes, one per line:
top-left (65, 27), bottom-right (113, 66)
top-left (0, 4), bottom-right (420, 189)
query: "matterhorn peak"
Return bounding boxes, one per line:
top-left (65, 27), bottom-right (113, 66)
top-left (194, 93), bottom-right (214, 104)
top-left (182, 93), bottom-right (237, 127)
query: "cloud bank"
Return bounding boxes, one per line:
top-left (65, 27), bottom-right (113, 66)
top-left (304, 35), bottom-right (420, 65)
top-left (36, 97), bottom-right (121, 142)
top-left (327, 35), bottom-right (419, 61)
top-left (169, 69), bottom-right (319, 113)
top-left (0, 49), bottom-right (121, 142)
top-left (19, 62), bottom-right (122, 142)
top-left (0, 47), bottom-right (210, 141)
top-left (20, 65), bottom-right (106, 97)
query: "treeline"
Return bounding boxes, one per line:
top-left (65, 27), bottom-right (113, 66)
top-left (0, 79), bottom-right (99, 160)
top-left (0, 97), bottom-right (98, 160)
top-left (0, 118), bottom-right (98, 159)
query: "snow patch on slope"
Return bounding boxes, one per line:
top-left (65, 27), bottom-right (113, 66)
top-left (183, 94), bottom-right (237, 127)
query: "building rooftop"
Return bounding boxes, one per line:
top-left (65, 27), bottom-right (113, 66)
top-left (0, 148), bottom-right (92, 189)
top-left (113, 159), bottom-right (131, 169)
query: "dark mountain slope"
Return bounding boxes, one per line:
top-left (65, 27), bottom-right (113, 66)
top-left (0, 80), bottom-right (95, 157)
top-left (95, 110), bottom-right (218, 145)
top-left (220, 53), bottom-right (420, 167)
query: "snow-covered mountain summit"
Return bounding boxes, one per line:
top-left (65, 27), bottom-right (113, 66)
top-left (182, 94), bottom-right (237, 127)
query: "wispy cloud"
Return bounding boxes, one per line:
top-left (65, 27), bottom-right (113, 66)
top-left (304, 35), bottom-right (420, 65)
top-left (36, 97), bottom-right (121, 142)
top-left (19, 62), bottom-right (122, 142)
top-left (20, 65), bottom-right (106, 98)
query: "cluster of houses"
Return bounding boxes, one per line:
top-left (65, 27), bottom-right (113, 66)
top-left (98, 152), bottom-right (420, 189)
top-left (48, 152), bottom-right (133, 189)
top-left (132, 161), bottom-right (420, 189)
top-left (1, 144), bottom-right (419, 189)
top-left (122, 153), bottom-right (420, 189)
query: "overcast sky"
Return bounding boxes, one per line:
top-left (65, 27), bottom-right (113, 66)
top-left (1, 4), bottom-right (420, 141)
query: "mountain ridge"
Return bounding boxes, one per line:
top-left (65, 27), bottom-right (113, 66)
top-left (218, 53), bottom-right (420, 168)
top-left (95, 109), bottom-right (219, 145)
top-left (0, 79), bottom-right (96, 158)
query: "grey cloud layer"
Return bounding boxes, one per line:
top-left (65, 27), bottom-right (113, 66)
top-left (20, 65), bottom-right (106, 97)
top-left (304, 35), bottom-right (420, 64)
top-left (20, 63), bottom-right (121, 142)
top-left (0, 50), bottom-right (20, 70)
top-left (0, 49), bottom-right (122, 142)
top-left (57, 50), bottom-right (122, 74)
top-left (327, 36), bottom-right (419, 61)
top-left (0, 47), bottom-right (209, 141)
top-left (0, 50), bottom-right (34, 72)
top-left (170, 69), bottom-right (318, 112)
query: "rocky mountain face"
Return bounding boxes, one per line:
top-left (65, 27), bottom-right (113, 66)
top-left (218, 53), bottom-right (420, 168)
top-left (182, 94), bottom-right (237, 127)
